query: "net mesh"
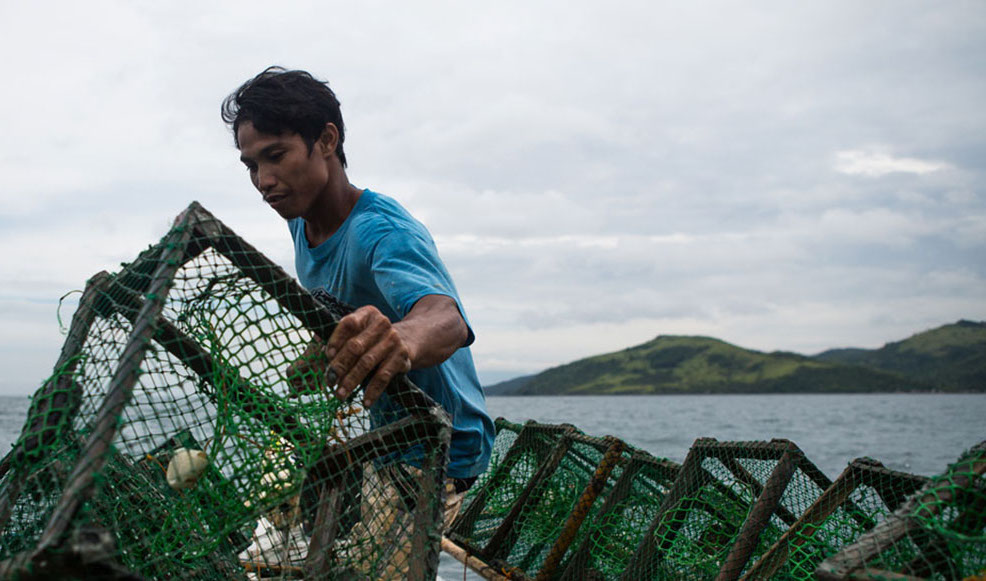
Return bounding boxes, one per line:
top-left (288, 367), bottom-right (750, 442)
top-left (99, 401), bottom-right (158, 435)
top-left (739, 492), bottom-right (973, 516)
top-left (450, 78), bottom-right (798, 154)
top-left (816, 441), bottom-right (986, 581)
top-left (0, 202), bottom-right (451, 580)
top-left (746, 458), bottom-right (929, 580)
top-left (559, 450), bottom-right (679, 581)
top-left (618, 438), bottom-right (833, 580)
top-left (449, 424), bottom-right (984, 581)
top-left (449, 421), bottom-right (630, 580)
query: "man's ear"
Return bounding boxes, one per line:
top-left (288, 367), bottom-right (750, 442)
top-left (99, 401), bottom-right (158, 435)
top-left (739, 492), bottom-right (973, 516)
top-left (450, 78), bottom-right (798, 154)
top-left (318, 123), bottom-right (339, 159)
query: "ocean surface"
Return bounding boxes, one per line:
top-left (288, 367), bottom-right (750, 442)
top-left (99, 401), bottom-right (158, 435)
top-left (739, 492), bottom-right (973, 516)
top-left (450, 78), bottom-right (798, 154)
top-left (485, 393), bottom-right (986, 478)
top-left (2, 393), bottom-right (983, 580)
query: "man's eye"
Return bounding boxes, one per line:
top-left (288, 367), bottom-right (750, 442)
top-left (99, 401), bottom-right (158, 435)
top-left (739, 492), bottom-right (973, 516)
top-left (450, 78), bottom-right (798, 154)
top-left (270, 151), bottom-right (284, 161)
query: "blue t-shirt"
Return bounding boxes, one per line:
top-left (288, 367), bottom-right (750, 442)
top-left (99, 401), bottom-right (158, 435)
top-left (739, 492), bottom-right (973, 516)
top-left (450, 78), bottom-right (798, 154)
top-left (289, 189), bottom-right (494, 479)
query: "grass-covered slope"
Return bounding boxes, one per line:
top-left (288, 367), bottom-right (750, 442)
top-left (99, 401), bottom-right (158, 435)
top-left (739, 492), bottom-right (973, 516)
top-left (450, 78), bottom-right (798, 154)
top-left (483, 374), bottom-right (537, 396)
top-left (814, 320), bottom-right (986, 392)
top-left (508, 335), bottom-right (933, 395)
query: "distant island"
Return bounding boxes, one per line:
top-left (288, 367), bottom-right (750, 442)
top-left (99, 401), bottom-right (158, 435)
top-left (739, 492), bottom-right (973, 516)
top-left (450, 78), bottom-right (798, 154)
top-left (484, 320), bottom-right (986, 395)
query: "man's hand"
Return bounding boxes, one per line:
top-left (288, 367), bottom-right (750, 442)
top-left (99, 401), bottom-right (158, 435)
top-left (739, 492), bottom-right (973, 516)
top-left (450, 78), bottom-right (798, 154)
top-left (327, 295), bottom-right (468, 407)
top-left (325, 305), bottom-right (413, 407)
top-left (284, 295), bottom-right (468, 407)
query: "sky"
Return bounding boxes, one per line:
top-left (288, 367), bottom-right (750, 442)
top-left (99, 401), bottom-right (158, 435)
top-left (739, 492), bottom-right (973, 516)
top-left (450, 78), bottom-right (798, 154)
top-left (0, 1), bottom-right (984, 395)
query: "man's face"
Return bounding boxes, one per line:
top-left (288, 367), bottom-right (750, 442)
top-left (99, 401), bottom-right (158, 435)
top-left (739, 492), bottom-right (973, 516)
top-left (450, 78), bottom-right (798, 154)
top-left (237, 121), bottom-right (330, 220)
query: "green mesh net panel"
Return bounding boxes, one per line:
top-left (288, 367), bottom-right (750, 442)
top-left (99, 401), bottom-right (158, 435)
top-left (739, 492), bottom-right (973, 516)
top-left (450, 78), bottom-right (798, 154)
top-left (461, 418), bottom-right (534, 512)
top-left (449, 421), bottom-right (628, 580)
top-left (447, 424), bottom-right (984, 581)
top-left (0, 202), bottom-right (451, 580)
top-left (817, 441), bottom-right (986, 581)
top-left (745, 458), bottom-right (929, 580)
top-left (559, 450), bottom-right (679, 581)
top-left (450, 422), bottom-right (570, 565)
top-left (619, 438), bottom-right (834, 580)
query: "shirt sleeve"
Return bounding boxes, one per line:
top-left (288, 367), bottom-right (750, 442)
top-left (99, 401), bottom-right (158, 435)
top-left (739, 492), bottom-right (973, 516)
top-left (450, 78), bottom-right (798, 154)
top-left (368, 229), bottom-right (475, 347)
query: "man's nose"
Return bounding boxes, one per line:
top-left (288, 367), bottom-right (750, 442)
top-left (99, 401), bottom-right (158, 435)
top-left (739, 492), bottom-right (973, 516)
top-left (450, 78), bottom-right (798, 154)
top-left (256, 168), bottom-right (277, 193)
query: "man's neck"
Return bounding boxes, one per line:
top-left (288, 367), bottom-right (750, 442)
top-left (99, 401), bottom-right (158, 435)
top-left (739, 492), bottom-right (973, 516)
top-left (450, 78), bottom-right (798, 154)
top-left (303, 169), bottom-right (363, 248)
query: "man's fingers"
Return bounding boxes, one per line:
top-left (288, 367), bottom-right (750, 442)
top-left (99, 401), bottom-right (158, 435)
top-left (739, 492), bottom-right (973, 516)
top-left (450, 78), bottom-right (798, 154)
top-left (361, 354), bottom-right (411, 407)
top-left (332, 325), bottom-right (392, 400)
top-left (330, 322), bottom-right (387, 385)
top-left (326, 306), bottom-right (376, 359)
top-left (338, 335), bottom-right (410, 406)
top-left (327, 306), bottom-right (413, 405)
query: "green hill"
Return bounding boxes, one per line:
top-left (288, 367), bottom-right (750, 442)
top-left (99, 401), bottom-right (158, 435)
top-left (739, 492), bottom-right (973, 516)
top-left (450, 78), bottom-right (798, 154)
top-left (501, 335), bottom-right (935, 396)
top-left (814, 320), bottom-right (986, 391)
top-left (484, 374), bottom-right (537, 396)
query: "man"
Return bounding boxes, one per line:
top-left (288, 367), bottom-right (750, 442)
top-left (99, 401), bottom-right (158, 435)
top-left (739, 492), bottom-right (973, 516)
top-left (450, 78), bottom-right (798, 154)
top-left (221, 67), bottom-right (494, 573)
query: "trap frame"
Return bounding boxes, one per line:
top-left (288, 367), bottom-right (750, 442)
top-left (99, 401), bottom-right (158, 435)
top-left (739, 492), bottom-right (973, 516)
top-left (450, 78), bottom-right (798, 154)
top-left (0, 202), bottom-right (452, 580)
top-left (619, 438), bottom-right (834, 581)
top-left (741, 457), bottom-right (929, 580)
top-left (817, 441), bottom-right (986, 580)
top-left (447, 426), bottom-right (985, 581)
top-left (449, 420), bottom-right (631, 580)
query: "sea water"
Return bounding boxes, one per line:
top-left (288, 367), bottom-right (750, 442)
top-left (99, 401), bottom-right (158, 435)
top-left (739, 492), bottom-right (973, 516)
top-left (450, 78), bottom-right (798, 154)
top-left (485, 393), bottom-right (986, 478)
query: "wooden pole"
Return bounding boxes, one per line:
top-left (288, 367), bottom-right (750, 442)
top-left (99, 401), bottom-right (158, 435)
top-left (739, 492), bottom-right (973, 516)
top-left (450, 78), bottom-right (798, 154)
top-left (536, 437), bottom-right (626, 581)
top-left (715, 446), bottom-right (799, 581)
top-left (441, 536), bottom-right (514, 581)
top-left (37, 225), bottom-right (193, 552)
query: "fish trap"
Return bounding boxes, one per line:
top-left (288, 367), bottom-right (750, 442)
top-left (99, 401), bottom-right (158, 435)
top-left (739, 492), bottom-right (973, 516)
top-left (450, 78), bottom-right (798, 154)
top-left (558, 449), bottom-right (679, 580)
top-left (0, 203), bottom-right (452, 580)
top-left (457, 418), bottom-right (525, 521)
top-left (450, 421), bottom-right (633, 580)
top-left (619, 438), bottom-right (834, 581)
top-left (817, 441), bottom-right (986, 581)
top-left (446, 426), bottom-right (980, 581)
top-left (742, 457), bottom-right (929, 580)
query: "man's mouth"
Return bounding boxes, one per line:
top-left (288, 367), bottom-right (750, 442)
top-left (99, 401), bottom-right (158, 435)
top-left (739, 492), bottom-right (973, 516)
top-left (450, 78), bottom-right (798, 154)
top-left (264, 193), bottom-right (288, 205)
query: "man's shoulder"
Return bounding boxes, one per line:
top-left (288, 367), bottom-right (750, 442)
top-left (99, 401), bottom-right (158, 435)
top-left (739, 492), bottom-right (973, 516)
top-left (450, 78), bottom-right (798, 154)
top-left (351, 190), bottom-right (428, 240)
top-left (355, 190), bottom-right (411, 220)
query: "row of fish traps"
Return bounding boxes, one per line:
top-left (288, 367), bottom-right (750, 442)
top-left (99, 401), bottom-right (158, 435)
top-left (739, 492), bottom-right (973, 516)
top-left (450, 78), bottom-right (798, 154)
top-left (446, 418), bottom-right (986, 580)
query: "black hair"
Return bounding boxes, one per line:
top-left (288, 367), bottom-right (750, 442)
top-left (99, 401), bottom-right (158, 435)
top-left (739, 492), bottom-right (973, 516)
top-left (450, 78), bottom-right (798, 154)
top-left (221, 66), bottom-right (347, 167)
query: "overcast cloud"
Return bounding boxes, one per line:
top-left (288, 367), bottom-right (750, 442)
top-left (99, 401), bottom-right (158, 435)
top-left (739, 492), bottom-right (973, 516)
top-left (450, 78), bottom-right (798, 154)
top-left (1, 1), bottom-right (983, 393)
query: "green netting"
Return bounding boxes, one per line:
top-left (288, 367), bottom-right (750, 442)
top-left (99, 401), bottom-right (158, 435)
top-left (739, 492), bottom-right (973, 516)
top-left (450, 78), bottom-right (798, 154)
top-left (451, 422), bottom-right (571, 553)
top-left (449, 422), bottom-right (628, 579)
top-left (446, 424), bottom-right (982, 581)
top-left (458, 418), bottom-right (524, 520)
top-left (817, 441), bottom-right (986, 581)
top-left (500, 434), bottom-right (623, 575)
top-left (0, 202), bottom-right (451, 580)
top-left (559, 450), bottom-right (679, 580)
top-left (744, 458), bottom-right (929, 580)
top-left (615, 439), bottom-right (828, 580)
